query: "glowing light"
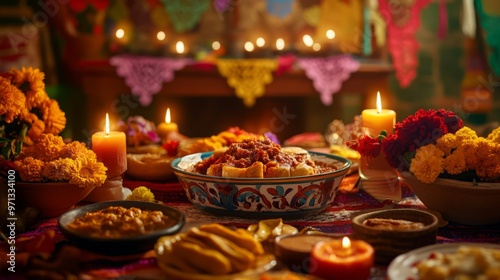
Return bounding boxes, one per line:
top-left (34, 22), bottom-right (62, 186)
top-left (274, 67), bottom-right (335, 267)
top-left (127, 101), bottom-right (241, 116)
top-left (256, 37), bottom-right (265, 47)
top-left (276, 38), bottom-right (285, 50)
top-left (312, 43), bottom-right (321, 51)
top-left (244, 41), bottom-right (255, 52)
top-left (376, 91), bottom-right (383, 113)
top-left (115, 29), bottom-right (125, 39)
top-left (326, 29), bottom-right (336, 39)
top-left (157, 31), bottom-right (166, 41)
top-left (342, 236), bottom-right (351, 249)
top-left (105, 113), bottom-right (110, 135)
top-left (212, 41), bottom-right (221, 51)
top-left (303, 34), bottom-right (313, 47)
top-left (165, 108), bottom-right (171, 123)
top-left (176, 41), bottom-right (185, 54)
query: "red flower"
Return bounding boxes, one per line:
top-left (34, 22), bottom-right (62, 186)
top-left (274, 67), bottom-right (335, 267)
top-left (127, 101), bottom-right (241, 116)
top-left (347, 135), bottom-right (382, 158)
top-left (161, 141), bottom-right (179, 157)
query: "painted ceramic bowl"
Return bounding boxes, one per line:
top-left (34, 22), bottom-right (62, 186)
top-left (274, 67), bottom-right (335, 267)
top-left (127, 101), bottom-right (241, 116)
top-left (170, 151), bottom-right (351, 218)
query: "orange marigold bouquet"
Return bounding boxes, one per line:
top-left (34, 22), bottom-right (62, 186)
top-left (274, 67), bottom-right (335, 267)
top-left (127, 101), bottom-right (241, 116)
top-left (348, 109), bottom-right (500, 184)
top-left (0, 67), bottom-right (66, 160)
top-left (12, 134), bottom-right (107, 188)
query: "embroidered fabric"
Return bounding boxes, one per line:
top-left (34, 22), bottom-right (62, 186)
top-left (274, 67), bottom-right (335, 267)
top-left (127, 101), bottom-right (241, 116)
top-left (217, 59), bottom-right (278, 107)
top-left (379, 0), bottom-right (431, 88)
top-left (297, 55), bottom-right (360, 105)
top-left (160, 0), bottom-right (210, 33)
top-left (475, 0), bottom-right (500, 77)
top-left (110, 55), bottom-right (192, 106)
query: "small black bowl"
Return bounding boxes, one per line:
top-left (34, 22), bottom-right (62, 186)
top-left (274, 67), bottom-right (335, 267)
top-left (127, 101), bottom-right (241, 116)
top-left (58, 200), bottom-right (185, 255)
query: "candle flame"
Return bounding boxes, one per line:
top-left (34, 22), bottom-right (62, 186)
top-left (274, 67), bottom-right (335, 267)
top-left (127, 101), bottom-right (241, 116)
top-left (176, 41), bottom-right (185, 54)
top-left (244, 41), bottom-right (255, 52)
top-left (376, 91), bottom-right (382, 114)
top-left (165, 108), bottom-right (171, 123)
top-left (326, 29), bottom-right (336, 39)
top-left (303, 34), bottom-right (313, 47)
top-left (256, 37), bottom-right (265, 47)
top-left (276, 38), bottom-right (285, 50)
top-left (342, 236), bottom-right (351, 249)
top-left (115, 29), bottom-right (124, 39)
top-left (105, 113), bottom-right (110, 135)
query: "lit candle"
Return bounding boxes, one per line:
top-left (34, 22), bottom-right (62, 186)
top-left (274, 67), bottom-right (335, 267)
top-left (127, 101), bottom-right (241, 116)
top-left (91, 113), bottom-right (127, 178)
top-left (157, 108), bottom-right (178, 140)
top-left (361, 91), bottom-right (396, 137)
top-left (310, 237), bottom-right (374, 280)
top-left (276, 38), bottom-right (285, 51)
top-left (175, 41), bottom-right (185, 54)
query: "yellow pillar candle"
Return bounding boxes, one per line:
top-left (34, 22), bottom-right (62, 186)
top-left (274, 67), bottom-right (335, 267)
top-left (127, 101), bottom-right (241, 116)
top-left (361, 92), bottom-right (396, 137)
top-left (157, 108), bottom-right (178, 139)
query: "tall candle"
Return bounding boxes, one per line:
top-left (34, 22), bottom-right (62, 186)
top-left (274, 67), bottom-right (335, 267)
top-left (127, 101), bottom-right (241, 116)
top-left (310, 237), bottom-right (374, 280)
top-left (361, 91), bottom-right (396, 137)
top-left (92, 113), bottom-right (127, 178)
top-left (157, 108), bottom-right (178, 140)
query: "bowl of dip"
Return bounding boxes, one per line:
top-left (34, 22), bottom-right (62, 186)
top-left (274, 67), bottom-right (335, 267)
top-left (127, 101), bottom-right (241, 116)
top-left (58, 200), bottom-right (185, 255)
top-left (171, 138), bottom-right (351, 218)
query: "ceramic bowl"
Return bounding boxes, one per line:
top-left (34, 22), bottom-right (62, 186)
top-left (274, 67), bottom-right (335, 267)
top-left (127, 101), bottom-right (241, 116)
top-left (15, 181), bottom-right (95, 218)
top-left (170, 151), bottom-right (351, 218)
top-left (58, 200), bottom-right (185, 255)
top-left (351, 208), bottom-right (439, 265)
top-left (400, 171), bottom-right (500, 225)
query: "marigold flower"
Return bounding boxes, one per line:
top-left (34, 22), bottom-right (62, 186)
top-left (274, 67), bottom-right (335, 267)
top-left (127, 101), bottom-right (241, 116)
top-left (0, 76), bottom-right (27, 123)
top-left (487, 127), bottom-right (500, 143)
top-left (475, 153), bottom-right (500, 182)
top-left (10, 67), bottom-right (48, 110)
top-left (59, 141), bottom-right (96, 160)
top-left (14, 157), bottom-right (45, 182)
top-left (126, 186), bottom-right (156, 202)
top-left (70, 157), bottom-right (107, 188)
top-left (454, 126), bottom-right (478, 142)
top-left (22, 133), bottom-right (65, 161)
top-left (467, 137), bottom-right (495, 171)
top-left (40, 99), bottom-right (66, 134)
top-left (409, 144), bottom-right (445, 183)
top-left (436, 133), bottom-right (458, 156)
top-left (42, 158), bottom-right (78, 181)
top-left (443, 149), bottom-right (467, 175)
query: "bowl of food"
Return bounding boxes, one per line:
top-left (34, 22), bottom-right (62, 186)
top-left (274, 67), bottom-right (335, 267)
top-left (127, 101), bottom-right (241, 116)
top-left (126, 153), bottom-right (175, 181)
top-left (58, 200), bottom-right (185, 255)
top-left (170, 138), bottom-right (351, 218)
top-left (351, 208), bottom-right (439, 265)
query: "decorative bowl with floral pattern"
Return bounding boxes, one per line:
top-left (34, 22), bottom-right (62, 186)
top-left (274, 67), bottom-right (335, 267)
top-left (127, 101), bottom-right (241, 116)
top-left (170, 151), bottom-right (351, 217)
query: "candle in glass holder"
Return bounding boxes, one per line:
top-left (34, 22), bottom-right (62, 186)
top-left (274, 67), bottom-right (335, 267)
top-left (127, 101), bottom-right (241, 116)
top-left (91, 113), bottom-right (127, 178)
top-left (157, 108), bottom-right (178, 140)
top-left (310, 237), bottom-right (374, 280)
top-left (361, 91), bottom-right (396, 137)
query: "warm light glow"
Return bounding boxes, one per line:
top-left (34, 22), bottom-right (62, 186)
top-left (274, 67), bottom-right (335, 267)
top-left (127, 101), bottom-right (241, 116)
top-left (342, 236), bottom-right (351, 249)
top-left (276, 38), bottom-right (285, 50)
top-left (303, 34), bottom-right (313, 47)
top-left (115, 29), bottom-right (125, 39)
top-left (157, 31), bottom-right (166, 41)
top-left (244, 41), bottom-right (255, 52)
top-left (326, 29), bottom-right (336, 39)
top-left (256, 37), bottom-right (265, 47)
top-left (165, 108), bottom-right (172, 123)
top-left (212, 41), bottom-right (221, 51)
top-left (105, 113), bottom-right (110, 135)
top-left (176, 41), bottom-right (185, 54)
top-left (312, 43), bottom-right (321, 51)
top-left (376, 91), bottom-right (382, 113)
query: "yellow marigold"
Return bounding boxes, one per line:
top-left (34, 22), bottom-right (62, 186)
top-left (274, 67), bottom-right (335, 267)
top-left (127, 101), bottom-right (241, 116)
top-left (436, 133), bottom-right (458, 156)
top-left (467, 137), bottom-right (494, 171)
top-left (457, 139), bottom-right (478, 168)
top-left (443, 149), bottom-right (467, 175)
top-left (40, 99), bottom-right (66, 134)
top-left (59, 141), bottom-right (96, 160)
top-left (14, 157), bottom-right (45, 182)
top-left (475, 153), bottom-right (500, 182)
top-left (70, 157), bottom-right (107, 188)
top-left (454, 126), bottom-right (478, 142)
top-left (10, 67), bottom-right (48, 110)
top-left (410, 144), bottom-right (445, 183)
top-left (0, 76), bottom-right (27, 123)
top-left (42, 158), bottom-right (78, 181)
top-left (22, 133), bottom-right (65, 161)
top-left (126, 186), bottom-right (156, 202)
top-left (487, 126), bottom-right (500, 143)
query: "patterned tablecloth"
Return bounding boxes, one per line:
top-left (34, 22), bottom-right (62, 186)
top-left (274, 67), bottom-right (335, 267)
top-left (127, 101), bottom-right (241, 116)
top-left (2, 174), bottom-right (500, 279)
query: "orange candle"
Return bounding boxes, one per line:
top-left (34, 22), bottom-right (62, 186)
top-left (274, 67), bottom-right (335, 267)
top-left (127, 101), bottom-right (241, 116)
top-left (310, 237), bottom-right (374, 280)
top-left (92, 113), bottom-right (127, 178)
top-left (157, 108), bottom-right (178, 139)
top-left (361, 91), bottom-right (396, 137)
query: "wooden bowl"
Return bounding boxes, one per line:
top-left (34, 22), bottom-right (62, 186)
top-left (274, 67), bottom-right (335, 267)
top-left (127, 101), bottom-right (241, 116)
top-left (400, 171), bottom-right (500, 225)
top-left (352, 208), bottom-right (438, 265)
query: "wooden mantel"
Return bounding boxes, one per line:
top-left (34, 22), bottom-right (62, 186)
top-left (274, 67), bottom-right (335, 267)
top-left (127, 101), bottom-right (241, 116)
top-left (67, 58), bottom-right (393, 141)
